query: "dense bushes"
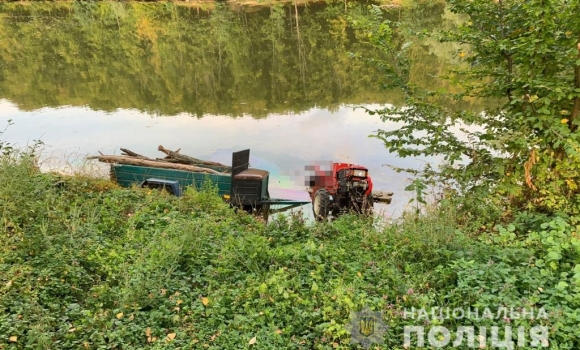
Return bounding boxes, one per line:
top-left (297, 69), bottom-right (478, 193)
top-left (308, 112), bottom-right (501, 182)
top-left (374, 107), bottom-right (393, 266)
top-left (0, 154), bottom-right (578, 349)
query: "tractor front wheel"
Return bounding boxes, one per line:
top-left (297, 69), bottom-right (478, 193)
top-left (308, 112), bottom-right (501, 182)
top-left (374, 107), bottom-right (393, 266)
top-left (313, 189), bottom-right (331, 221)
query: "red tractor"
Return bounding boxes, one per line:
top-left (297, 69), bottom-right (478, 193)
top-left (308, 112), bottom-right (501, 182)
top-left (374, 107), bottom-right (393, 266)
top-left (308, 162), bottom-right (386, 221)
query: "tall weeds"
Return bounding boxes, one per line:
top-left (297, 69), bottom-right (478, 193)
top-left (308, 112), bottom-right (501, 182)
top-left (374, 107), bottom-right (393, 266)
top-left (0, 153), bottom-right (577, 348)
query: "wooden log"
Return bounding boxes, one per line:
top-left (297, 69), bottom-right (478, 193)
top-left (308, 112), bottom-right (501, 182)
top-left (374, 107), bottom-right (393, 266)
top-left (157, 145), bottom-right (231, 171)
top-left (157, 145), bottom-right (204, 164)
top-left (120, 148), bottom-right (153, 161)
top-left (155, 158), bottom-right (231, 173)
top-left (155, 158), bottom-right (183, 163)
top-left (88, 155), bottom-right (226, 175)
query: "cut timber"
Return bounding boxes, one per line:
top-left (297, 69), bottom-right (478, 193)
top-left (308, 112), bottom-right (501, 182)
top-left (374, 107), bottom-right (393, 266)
top-left (120, 148), bottom-right (154, 161)
top-left (158, 145), bottom-right (232, 171)
top-left (155, 158), bottom-right (184, 163)
top-left (88, 155), bottom-right (226, 175)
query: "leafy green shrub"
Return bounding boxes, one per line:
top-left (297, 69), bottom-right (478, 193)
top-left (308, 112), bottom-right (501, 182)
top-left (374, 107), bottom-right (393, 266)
top-left (0, 151), bottom-right (579, 349)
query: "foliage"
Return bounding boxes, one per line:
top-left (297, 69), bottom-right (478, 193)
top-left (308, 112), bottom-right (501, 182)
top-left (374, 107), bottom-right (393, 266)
top-left (2, 1), bottom-right (580, 348)
top-left (354, 0), bottom-right (580, 219)
top-left (442, 214), bottom-right (580, 349)
top-left (0, 152), bottom-right (578, 349)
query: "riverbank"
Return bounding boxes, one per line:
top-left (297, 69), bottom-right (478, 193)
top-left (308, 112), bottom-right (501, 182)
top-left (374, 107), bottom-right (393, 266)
top-left (0, 151), bottom-right (576, 348)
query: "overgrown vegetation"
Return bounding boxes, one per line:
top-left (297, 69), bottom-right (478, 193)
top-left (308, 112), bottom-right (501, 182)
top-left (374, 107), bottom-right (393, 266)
top-left (0, 150), bottom-right (578, 348)
top-left (348, 0), bottom-right (580, 347)
top-left (354, 0), bottom-right (580, 217)
top-left (2, 0), bottom-right (580, 348)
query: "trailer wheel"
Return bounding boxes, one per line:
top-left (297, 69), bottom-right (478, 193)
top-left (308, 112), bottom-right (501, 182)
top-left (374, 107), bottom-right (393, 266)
top-left (313, 189), bottom-right (331, 221)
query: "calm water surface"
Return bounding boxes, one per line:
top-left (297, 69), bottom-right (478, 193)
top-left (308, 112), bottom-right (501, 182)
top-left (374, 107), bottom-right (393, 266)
top-left (0, 1), bottom-right (472, 216)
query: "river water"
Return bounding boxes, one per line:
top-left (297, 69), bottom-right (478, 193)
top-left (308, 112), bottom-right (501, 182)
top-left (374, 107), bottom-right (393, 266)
top-left (0, 1), bottom-right (477, 217)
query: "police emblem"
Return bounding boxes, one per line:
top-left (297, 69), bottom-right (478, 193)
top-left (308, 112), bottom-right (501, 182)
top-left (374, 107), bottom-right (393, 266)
top-left (346, 306), bottom-right (388, 349)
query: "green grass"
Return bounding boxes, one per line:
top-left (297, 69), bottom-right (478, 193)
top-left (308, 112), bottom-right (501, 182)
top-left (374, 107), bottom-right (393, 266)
top-left (0, 152), bottom-right (578, 349)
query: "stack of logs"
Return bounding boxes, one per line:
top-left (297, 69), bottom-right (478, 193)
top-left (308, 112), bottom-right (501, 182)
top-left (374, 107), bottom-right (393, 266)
top-left (88, 145), bottom-right (231, 175)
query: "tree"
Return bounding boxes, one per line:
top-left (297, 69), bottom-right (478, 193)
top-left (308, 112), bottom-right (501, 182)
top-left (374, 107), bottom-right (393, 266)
top-left (356, 0), bottom-right (580, 218)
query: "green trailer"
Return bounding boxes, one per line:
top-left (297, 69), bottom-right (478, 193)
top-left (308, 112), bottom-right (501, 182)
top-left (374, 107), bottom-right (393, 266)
top-left (111, 164), bottom-right (232, 196)
top-left (110, 149), bottom-right (310, 218)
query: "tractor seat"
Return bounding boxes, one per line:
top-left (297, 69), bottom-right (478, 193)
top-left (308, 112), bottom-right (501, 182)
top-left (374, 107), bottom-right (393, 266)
top-left (234, 168), bottom-right (269, 181)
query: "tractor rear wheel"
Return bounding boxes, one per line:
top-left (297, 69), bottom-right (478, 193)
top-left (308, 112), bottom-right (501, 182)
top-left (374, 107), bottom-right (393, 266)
top-left (313, 189), bottom-right (331, 221)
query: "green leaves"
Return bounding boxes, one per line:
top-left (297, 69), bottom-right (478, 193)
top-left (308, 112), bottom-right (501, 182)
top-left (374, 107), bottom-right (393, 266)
top-left (2, 150), bottom-right (580, 348)
top-left (358, 0), bottom-right (580, 217)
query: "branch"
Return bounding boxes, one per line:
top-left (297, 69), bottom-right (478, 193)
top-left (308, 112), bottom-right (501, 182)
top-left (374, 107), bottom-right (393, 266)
top-left (120, 148), bottom-right (153, 160)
